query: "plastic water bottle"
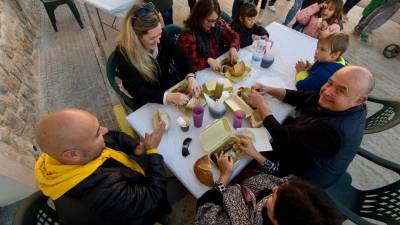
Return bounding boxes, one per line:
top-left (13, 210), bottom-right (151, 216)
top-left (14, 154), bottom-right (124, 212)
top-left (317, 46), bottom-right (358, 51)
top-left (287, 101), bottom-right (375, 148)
top-left (261, 41), bottom-right (275, 68)
top-left (252, 37), bottom-right (267, 62)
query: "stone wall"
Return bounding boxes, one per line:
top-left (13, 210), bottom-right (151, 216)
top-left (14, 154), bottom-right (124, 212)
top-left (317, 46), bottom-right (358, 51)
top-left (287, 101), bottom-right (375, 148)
top-left (0, 0), bottom-right (38, 188)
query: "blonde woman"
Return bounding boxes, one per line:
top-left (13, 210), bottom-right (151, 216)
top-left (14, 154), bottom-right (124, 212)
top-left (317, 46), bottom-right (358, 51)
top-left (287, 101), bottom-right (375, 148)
top-left (116, 2), bottom-right (200, 109)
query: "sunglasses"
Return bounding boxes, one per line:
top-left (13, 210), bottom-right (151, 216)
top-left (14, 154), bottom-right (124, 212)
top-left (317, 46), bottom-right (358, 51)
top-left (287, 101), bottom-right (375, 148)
top-left (134, 2), bottom-right (156, 17)
top-left (242, 0), bottom-right (256, 6)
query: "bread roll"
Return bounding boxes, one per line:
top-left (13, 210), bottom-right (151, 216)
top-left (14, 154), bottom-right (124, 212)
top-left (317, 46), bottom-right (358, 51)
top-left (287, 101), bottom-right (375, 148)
top-left (152, 109), bottom-right (170, 130)
top-left (229, 61), bottom-right (246, 77)
top-left (193, 155), bottom-right (214, 187)
top-left (237, 87), bottom-right (251, 99)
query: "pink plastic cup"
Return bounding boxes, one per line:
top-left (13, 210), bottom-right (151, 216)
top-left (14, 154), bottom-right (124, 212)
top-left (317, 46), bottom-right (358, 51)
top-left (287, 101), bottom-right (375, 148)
top-left (192, 105), bottom-right (205, 128)
top-left (233, 110), bottom-right (246, 129)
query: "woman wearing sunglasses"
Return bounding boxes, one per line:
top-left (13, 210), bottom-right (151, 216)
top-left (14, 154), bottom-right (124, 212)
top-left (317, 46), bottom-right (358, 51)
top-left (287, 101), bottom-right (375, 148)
top-left (115, 2), bottom-right (201, 109)
top-left (177, 0), bottom-right (241, 72)
top-left (194, 138), bottom-right (341, 225)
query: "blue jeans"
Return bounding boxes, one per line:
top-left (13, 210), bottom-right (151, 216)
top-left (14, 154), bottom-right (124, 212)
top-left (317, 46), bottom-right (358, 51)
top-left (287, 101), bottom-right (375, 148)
top-left (161, 7), bottom-right (173, 25)
top-left (283, 0), bottom-right (304, 25)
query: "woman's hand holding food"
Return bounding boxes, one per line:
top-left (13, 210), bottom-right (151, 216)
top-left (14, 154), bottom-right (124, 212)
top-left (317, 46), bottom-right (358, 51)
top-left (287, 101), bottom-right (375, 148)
top-left (186, 76), bottom-right (201, 98)
top-left (228, 47), bottom-right (238, 65)
top-left (207, 58), bottom-right (222, 72)
top-left (167, 92), bottom-right (190, 105)
top-left (216, 151), bottom-right (234, 186)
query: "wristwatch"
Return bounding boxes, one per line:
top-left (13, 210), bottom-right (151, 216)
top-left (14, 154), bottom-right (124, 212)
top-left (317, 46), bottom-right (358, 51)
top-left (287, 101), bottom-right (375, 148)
top-left (213, 182), bottom-right (227, 193)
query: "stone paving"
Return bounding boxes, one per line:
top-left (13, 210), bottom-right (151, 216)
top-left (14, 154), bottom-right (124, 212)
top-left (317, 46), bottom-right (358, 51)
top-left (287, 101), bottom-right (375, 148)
top-left (1, 0), bottom-right (399, 224)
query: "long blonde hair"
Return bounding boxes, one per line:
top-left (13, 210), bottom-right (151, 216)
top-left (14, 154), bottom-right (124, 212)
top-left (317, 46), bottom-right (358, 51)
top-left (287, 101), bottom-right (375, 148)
top-left (117, 3), bottom-right (162, 82)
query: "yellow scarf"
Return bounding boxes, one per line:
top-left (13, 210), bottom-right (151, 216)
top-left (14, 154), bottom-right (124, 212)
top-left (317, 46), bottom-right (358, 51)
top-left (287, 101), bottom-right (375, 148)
top-left (34, 147), bottom-right (145, 200)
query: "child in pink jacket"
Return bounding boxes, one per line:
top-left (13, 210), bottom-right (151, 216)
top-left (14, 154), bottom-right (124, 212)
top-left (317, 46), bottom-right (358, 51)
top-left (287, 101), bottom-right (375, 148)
top-left (296, 0), bottom-right (343, 39)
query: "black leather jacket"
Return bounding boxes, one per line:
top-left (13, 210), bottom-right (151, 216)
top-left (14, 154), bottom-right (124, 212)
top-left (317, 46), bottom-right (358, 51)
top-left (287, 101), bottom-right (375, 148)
top-left (54, 131), bottom-right (171, 225)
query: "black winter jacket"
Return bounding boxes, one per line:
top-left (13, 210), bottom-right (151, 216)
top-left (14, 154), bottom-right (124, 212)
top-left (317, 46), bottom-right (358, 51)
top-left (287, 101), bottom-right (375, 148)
top-left (263, 90), bottom-right (366, 188)
top-left (54, 131), bottom-right (171, 225)
top-left (116, 29), bottom-right (193, 109)
top-left (230, 21), bottom-right (269, 48)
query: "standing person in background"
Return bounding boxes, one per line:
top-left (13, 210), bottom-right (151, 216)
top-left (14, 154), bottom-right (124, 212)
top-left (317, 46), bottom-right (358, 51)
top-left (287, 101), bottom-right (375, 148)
top-left (296, 0), bottom-right (343, 38)
top-left (353, 0), bottom-right (397, 44)
top-left (146, 0), bottom-right (174, 25)
top-left (188, 0), bottom-right (196, 10)
top-left (177, 0), bottom-right (240, 72)
top-left (289, 0), bottom-right (324, 29)
top-left (341, 0), bottom-right (361, 21)
top-left (283, 0), bottom-right (305, 26)
top-left (231, 2), bottom-right (270, 48)
top-left (232, 0), bottom-right (279, 25)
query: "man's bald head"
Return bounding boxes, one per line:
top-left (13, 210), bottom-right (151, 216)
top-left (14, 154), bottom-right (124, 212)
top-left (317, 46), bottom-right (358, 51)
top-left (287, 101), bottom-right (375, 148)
top-left (319, 66), bottom-right (374, 112)
top-left (36, 109), bottom-right (108, 164)
top-left (338, 66), bottom-right (375, 96)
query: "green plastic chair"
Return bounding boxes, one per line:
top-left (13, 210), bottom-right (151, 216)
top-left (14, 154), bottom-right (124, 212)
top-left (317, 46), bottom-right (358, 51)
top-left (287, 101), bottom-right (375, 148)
top-left (325, 147), bottom-right (400, 225)
top-left (164, 24), bottom-right (183, 42)
top-left (220, 11), bottom-right (233, 24)
top-left (13, 192), bottom-right (62, 225)
top-left (365, 95), bottom-right (400, 134)
top-left (106, 50), bottom-right (136, 111)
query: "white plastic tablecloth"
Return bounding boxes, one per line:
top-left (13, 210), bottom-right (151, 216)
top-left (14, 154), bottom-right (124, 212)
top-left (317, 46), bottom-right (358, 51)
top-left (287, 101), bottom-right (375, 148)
top-left (83, 0), bottom-right (139, 16)
top-left (126, 22), bottom-right (317, 198)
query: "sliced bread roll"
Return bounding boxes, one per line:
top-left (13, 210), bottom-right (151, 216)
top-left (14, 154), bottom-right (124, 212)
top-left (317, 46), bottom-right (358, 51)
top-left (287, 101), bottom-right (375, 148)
top-left (152, 109), bottom-right (170, 130)
top-left (193, 155), bottom-right (214, 187)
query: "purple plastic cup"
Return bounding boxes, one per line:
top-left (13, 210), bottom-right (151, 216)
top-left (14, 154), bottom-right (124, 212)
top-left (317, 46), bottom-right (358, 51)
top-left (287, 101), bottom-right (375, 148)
top-left (233, 110), bottom-right (246, 129)
top-left (192, 105), bottom-right (205, 128)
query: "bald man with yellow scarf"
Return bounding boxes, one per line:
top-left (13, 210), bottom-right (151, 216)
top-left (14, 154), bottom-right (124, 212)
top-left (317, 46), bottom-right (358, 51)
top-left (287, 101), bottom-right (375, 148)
top-left (34, 109), bottom-right (171, 225)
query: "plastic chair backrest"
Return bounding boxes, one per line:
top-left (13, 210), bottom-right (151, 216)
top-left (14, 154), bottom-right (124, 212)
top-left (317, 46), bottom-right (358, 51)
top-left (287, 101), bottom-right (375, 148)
top-left (325, 147), bottom-right (400, 225)
top-left (106, 50), bottom-right (136, 110)
top-left (365, 96), bottom-right (400, 134)
top-left (164, 24), bottom-right (183, 42)
top-left (220, 11), bottom-right (233, 24)
top-left (13, 192), bottom-right (62, 225)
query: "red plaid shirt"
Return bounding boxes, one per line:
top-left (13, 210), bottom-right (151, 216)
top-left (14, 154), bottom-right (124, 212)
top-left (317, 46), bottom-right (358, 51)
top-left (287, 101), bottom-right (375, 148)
top-left (177, 20), bottom-right (240, 72)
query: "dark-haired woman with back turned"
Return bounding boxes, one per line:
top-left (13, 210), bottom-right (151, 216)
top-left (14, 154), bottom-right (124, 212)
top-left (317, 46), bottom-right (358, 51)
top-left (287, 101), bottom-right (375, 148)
top-left (195, 137), bottom-right (342, 225)
top-left (115, 2), bottom-right (201, 110)
top-left (177, 0), bottom-right (240, 72)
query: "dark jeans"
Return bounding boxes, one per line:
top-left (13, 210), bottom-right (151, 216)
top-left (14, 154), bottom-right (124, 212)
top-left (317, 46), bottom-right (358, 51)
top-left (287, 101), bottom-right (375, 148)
top-left (343, 0), bottom-right (361, 14)
top-left (188, 0), bottom-right (196, 9)
top-left (232, 0), bottom-right (276, 19)
top-left (161, 7), bottom-right (173, 25)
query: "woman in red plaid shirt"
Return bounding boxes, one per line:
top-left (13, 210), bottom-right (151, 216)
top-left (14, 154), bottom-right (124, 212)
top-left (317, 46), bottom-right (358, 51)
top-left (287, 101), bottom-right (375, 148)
top-left (177, 0), bottom-right (241, 72)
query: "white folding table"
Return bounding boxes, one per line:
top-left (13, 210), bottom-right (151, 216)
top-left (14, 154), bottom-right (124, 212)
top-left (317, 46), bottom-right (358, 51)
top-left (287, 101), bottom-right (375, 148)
top-left (126, 22), bottom-right (317, 198)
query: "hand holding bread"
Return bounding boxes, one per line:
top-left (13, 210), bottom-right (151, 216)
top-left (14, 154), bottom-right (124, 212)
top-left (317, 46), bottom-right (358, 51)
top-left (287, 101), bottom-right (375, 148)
top-left (144, 121), bottom-right (165, 150)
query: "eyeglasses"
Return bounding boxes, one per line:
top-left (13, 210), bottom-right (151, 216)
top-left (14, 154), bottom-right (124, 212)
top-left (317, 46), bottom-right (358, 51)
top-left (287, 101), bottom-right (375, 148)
top-left (134, 2), bottom-right (156, 17)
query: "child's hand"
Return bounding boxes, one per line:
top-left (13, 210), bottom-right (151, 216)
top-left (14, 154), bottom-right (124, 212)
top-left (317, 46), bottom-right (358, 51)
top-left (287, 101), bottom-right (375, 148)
top-left (305, 60), bottom-right (311, 70)
top-left (319, 2), bottom-right (327, 10)
top-left (295, 60), bottom-right (308, 73)
top-left (252, 34), bottom-right (261, 42)
top-left (319, 20), bottom-right (328, 30)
